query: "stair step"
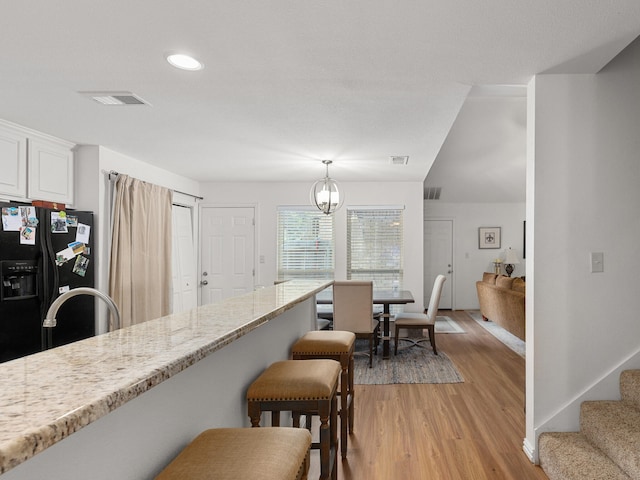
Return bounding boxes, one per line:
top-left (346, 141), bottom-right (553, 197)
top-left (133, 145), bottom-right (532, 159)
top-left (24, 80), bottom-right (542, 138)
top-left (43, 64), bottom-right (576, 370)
top-left (581, 400), bottom-right (640, 479)
top-left (621, 370), bottom-right (640, 409)
top-left (539, 432), bottom-right (631, 480)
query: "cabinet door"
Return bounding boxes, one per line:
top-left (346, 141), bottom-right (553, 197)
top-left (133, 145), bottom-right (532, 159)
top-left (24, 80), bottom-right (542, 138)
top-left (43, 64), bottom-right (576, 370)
top-left (28, 138), bottom-right (74, 205)
top-left (0, 126), bottom-right (27, 198)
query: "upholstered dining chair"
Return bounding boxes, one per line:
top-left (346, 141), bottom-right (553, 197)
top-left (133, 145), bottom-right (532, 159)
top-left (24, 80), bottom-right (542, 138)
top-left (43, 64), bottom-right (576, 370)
top-left (332, 280), bottom-right (380, 367)
top-left (276, 279), bottom-right (331, 330)
top-left (394, 274), bottom-right (446, 355)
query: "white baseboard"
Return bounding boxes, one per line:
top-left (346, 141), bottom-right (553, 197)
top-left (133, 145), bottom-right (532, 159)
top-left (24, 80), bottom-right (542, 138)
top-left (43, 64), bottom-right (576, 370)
top-left (522, 438), bottom-right (537, 464)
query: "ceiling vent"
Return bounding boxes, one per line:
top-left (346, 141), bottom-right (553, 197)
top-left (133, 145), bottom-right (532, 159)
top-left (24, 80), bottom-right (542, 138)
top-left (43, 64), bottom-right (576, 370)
top-left (424, 187), bottom-right (442, 200)
top-left (389, 155), bottom-right (409, 165)
top-left (79, 91), bottom-right (150, 106)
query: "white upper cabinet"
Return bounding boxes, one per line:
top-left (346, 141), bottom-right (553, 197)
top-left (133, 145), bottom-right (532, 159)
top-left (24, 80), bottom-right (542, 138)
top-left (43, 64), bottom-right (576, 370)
top-left (28, 137), bottom-right (74, 205)
top-left (0, 125), bottom-right (27, 198)
top-left (0, 120), bottom-right (74, 205)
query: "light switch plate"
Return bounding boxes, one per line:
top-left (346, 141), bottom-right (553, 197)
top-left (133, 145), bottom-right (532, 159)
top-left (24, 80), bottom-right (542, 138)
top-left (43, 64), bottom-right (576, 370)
top-left (591, 252), bottom-right (604, 273)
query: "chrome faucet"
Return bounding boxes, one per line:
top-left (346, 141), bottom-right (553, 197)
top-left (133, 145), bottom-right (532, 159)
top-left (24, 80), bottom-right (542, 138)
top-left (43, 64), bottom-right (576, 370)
top-left (43, 287), bottom-right (121, 331)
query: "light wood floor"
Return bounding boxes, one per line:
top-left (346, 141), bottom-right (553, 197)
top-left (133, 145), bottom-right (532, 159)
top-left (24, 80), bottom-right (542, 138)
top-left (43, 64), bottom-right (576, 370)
top-left (308, 310), bottom-right (548, 480)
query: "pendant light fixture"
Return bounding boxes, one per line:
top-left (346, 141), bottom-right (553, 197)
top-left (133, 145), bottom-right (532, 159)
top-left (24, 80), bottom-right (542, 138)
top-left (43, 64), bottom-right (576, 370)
top-left (310, 160), bottom-right (343, 215)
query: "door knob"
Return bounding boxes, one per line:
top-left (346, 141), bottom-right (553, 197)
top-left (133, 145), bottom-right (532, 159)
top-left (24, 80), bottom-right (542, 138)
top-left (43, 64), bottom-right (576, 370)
top-left (200, 280), bottom-right (208, 286)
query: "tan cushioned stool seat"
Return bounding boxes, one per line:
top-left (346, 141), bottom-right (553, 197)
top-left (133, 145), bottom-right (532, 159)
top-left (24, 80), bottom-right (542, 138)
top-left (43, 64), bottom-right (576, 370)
top-left (291, 330), bottom-right (356, 355)
top-left (247, 359), bottom-right (341, 401)
top-left (394, 312), bottom-right (432, 326)
top-left (155, 427), bottom-right (311, 480)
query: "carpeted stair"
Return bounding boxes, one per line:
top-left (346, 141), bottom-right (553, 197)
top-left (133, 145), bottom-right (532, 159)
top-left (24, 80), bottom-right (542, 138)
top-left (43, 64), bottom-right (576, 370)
top-left (539, 369), bottom-right (640, 480)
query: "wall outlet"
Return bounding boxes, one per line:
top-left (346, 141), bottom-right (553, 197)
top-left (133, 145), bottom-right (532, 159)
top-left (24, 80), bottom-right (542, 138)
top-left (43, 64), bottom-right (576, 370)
top-left (590, 252), bottom-right (604, 273)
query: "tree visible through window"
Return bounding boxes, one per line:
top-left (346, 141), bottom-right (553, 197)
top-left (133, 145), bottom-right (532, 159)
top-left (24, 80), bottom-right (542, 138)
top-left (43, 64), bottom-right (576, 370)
top-left (277, 207), bottom-right (335, 280)
top-left (347, 207), bottom-right (404, 289)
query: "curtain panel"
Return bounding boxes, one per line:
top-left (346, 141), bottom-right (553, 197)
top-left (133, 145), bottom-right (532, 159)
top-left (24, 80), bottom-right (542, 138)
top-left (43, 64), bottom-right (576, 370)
top-left (109, 174), bottom-right (172, 329)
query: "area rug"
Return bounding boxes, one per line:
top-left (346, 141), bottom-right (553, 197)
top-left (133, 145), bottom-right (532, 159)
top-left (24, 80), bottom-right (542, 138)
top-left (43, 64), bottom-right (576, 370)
top-left (353, 341), bottom-right (464, 385)
top-left (435, 316), bottom-right (465, 333)
top-left (466, 310), bottom-right (525, 358)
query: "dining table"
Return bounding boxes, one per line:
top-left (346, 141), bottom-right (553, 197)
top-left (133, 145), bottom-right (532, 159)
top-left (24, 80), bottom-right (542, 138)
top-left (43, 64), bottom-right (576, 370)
top-left (316, 287), bottom-right (415, 359)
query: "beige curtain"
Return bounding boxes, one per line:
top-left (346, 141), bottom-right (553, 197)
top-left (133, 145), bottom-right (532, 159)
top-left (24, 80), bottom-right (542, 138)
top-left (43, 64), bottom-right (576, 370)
top-left (109, 174), bottom-right (173, 329)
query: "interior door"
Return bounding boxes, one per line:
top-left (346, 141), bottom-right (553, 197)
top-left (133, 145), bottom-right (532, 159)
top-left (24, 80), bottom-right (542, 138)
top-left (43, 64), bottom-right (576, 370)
top-left (424, 219), bottom-right (453, 309)
top-left (171, 204), bottom-right (198, 314)
top-left (200, 206), bottom-right (255, 305)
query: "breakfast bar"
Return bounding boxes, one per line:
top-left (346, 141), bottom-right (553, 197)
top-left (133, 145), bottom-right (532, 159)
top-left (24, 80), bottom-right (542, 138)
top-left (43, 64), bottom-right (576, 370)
top-left (0, 280), bottom-right (331, 479)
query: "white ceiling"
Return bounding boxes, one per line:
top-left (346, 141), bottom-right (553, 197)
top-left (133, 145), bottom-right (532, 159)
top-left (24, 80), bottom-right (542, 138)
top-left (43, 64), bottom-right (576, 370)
top-left (0, 2), bottom-right (639, 198)
top-left (425, 87), bottom-right (527, 203)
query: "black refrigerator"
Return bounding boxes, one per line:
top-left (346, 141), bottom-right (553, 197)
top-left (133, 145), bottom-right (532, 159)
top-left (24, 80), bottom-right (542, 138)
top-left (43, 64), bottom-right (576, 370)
top-left (0, 201), bottom-right (95, 363)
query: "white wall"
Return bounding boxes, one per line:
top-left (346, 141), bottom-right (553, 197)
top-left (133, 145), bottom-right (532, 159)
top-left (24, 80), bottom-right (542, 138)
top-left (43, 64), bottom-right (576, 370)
top-left (75, 146), bottom-right (200, 332)
top-left (199, 181), bottom-right (426, 310)
top-left (424, 201), bottom-right (526, 309)
top-left (526, 37), bottom-right (640, 460)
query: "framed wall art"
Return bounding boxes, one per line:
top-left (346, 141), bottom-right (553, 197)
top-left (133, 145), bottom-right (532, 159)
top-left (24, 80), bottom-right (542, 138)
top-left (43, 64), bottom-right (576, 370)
top-left (478, 227), bottom-right (501, 249)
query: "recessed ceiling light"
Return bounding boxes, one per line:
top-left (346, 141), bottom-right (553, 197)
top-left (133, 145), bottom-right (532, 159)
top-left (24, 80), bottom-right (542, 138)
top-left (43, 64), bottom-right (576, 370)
top-left (166, 53), bottom-right (204, 71)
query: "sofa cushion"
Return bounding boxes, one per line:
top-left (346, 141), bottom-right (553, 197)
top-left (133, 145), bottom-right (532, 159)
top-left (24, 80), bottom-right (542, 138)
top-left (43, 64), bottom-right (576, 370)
top-left (496, 275), bottom-right (515, 289)
top-left (482, 272), bottom-right (497, 284)
top-left (512, 277), bottom-right (526, 293)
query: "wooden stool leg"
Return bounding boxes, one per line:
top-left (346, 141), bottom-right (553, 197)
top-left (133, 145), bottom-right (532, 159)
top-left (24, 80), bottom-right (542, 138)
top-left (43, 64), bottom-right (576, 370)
top-left (248, 402), bottom-right (261, 427)
top-left (319, 409), bottom-right (330, 480)
top-left (339, 361), bottom-right (348, 458)
top-left (271, 410), bottom-right (281, 427)
top-left (348, 354), bottom-right (355, 433)
top-left (330, 394), bottom-right (338, 480)
top-left (292, 411), bottom-right (301, 428)
top-left (318, 392), bottom-right (339, 480)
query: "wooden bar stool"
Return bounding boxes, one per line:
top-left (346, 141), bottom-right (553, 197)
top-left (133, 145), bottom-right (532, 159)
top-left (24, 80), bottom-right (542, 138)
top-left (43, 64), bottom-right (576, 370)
top-left (155, 427), bottom-right (312, 480)
top-left (247, 359), bottom-right (340, 480)
top-left (291, 330), bottom-right (355, 459)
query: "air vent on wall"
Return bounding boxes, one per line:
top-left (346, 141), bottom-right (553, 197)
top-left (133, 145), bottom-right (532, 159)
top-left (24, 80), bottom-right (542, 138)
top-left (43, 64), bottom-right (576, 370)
top-left (79, 91), bottom-right (151, 106)
top-left (424, 187), bottom-right (441, 200)
top-left (389, 155), bottom-right (409, 165)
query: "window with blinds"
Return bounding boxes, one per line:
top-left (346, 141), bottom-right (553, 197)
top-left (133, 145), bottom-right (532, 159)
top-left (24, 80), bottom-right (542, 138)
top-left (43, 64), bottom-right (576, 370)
top-left (347, 207), bottom-right (404, 289)
top-left (277, 207), bottom-right (335, 280)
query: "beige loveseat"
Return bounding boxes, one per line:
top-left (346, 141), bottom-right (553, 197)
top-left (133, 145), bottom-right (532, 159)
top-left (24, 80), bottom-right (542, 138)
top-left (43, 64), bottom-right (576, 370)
top-left (475, 272), bottom-right (525, 341)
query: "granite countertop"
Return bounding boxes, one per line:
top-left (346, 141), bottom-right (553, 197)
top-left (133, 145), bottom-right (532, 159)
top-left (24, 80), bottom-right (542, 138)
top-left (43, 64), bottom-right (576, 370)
top-left (0, 279), bottom-right (331, 475)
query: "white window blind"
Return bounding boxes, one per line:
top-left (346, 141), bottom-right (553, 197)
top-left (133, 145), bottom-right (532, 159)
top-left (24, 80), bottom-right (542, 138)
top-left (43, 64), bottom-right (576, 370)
top-left (277, 207), bottom-right (335, 280)
top-left (347, 207), bottom-right (404, 289)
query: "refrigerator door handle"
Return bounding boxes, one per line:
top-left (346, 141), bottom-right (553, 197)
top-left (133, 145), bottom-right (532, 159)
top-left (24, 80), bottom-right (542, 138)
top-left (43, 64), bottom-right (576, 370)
top-left (39, 215), bottom-right (50, 310)
top-left (39, 213), bottom-right (54, 351)
top-left (41, 208), bottom-right (60, 351)
top-left (44, 212), bottom-right (60, 305)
